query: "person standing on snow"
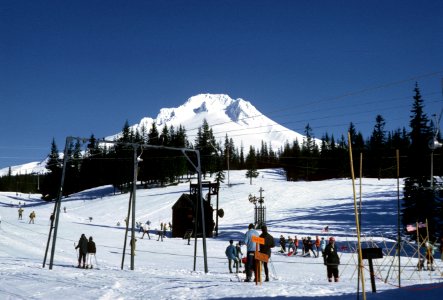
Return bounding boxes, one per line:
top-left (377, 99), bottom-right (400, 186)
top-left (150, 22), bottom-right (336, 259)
top-left (259, 225), bottom-right (275, 282)
top-left (235, 241), bottom-right (243, 269)
top-left (244, 223), bottom-right (259, 282)
top-left (320, 237), bottom-right (327, 257)
top-left (18, 207), bottom-right (24, 220)
top-left (324, 236), bottom-right (340, 282)
top-left (29, 211), bottom-right (36, 224)
top-left (225, 240), bottom-right (238, 273)
top-left (75, 234), bottom-right (88, 268)
top-left (279, 235), bottom-right (286, 253)
top-left (86, 236), bottom-right (96, 269)
top-left (315, 236), bottom-right (321, 257)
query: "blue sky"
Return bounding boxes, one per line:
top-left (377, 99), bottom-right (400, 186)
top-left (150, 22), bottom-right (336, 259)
top-left (1, 0), bottom-right (443, 169)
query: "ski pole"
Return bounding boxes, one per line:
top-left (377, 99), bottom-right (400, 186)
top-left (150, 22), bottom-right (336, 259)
top-left (74, 243), bottom-right (78, 260)
top-left (270, 258), bottom-right (277, 278)
top-left (94, 254), bottom-right (98, 267)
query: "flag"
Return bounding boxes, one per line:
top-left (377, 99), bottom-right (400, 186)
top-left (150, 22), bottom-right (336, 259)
top-left (417, 222), bottom-right (426, 228)
top-left (406, 224), bottom-right (416, 232)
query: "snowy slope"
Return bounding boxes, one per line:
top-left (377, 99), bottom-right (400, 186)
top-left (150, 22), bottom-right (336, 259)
top-left (0, 169), bottom-right (442, 299)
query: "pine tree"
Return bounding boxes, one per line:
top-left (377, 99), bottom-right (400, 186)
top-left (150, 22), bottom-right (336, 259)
top-left (41, 138), bottom-right (62, 200)
top-left (368, 115), bottom-right (387, 178)
top-left (245, 146), bottom-right (259, 184)
top-left (402, 83), bottom-right (436, 239)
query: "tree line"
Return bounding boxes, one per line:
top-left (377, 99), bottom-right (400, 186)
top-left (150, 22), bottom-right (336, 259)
top-left (0, 83), bottom-right (441, 238)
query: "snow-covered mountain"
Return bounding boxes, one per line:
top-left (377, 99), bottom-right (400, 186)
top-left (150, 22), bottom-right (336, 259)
top-left (129, 93), bottom-right (305, 151)
top-left (1, 94), bottom-right (306, 176)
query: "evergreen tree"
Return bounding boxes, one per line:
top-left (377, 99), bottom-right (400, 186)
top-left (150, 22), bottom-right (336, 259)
top-left (402, 83), bottom-right (436, 239)
top-left (408, 83), bottom-right (432, 177)
top-left (41, 138), bottom-right (62, 200)
top-left (194, 119), bottom-right (217, 178)
top-left (368, 115), bottom-right (387, 178)
top-left (245, 146), bottom-right (259, 184)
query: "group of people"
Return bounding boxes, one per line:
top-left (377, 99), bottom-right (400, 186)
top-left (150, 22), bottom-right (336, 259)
top-left (138, 221), bottom-right (172, 241)
top-left (75, 234), bottom-right (97, 269)
top-left (17, 207), bottom-right (38, 225)
top-left (225, 223), bottom-right (276, 282)
top-left (279, 235), bottom-right (327, 258)
top-left (227, 224), bottom-right (340, 283)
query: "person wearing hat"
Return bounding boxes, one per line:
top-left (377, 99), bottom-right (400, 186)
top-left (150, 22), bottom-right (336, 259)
top-left (244, 223), bottom-right (259, 282)
top-left (323, 237), bottom-right (340, 282)
top-left (259, 225), bottom-right (275, 282)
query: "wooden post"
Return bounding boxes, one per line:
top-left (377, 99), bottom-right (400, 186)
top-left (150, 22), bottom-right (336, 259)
top-left (252, 235), bottom-right (266, 285)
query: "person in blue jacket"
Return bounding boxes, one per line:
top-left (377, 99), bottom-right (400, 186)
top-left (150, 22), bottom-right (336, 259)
top-left (225, 240), bottom-right (238, 273)
top-left (244, 223), bottom-right (259, 282)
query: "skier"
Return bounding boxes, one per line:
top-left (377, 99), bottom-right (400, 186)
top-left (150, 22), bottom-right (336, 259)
top-left (294, 235), bottom-right (299, 254)
top-left (324, 237), bottom-right (340, 282)
top-left (75, 234), bottom-right (88, 268)
top-left (141, 223), bottom-right (151, 239)
top-left (320, 237), bottom-right (327, 257)
top-left (235, 241), bottom-right (243, 269)
top-left (29, 211), bottom-right (36, 224)
top-left (18, 207), bottom-right (24, 220)
top-left (225, 240), bottom-right (238, 273)
top-left (244, 223), bottom-right (259, 282)
top-left (259, 225), bottom-right (275, 282)
top-left (279, 235), bottom-right (286, 253)
top-left (315, 236), bottom-right (321, 257)
top-left (157, 223), bottom-right (164, 241)
top-left (304, 236), bottom-right (317, 257)
top-left (425, 242), bottom-right (435, 271)
top-left (86, 236), bottom-right (96, 269)
top-left (287, 236), bottom-right (296, 254)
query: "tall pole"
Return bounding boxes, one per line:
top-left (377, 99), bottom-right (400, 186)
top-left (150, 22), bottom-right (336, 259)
top-left (227, 148), bottom-right (230, 187)
top-left (196, 151), bottom-right (208, 273)
top-left (130, 145), bottom-right (138, 270)
top-left (357, 152), bottom-right (363, 299)
top-left (348, 132), bottom-right (366, 300)
top-left (121, 190), bottom-right (132, 270)
top-left (47, 136), bottom-right (72, 269)
top-left (396, 149), bottom-right (401, 287)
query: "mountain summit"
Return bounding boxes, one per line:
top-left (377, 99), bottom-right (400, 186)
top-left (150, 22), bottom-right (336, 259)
top-left (133, 94), bottom-right (306, 151)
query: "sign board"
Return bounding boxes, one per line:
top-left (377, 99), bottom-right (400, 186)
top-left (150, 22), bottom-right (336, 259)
top-left (362, 247), bottom-right (383, 260)
top-left (255, 251), bottom-right (269, 263)
top-left (252, 236), bottom-right (265, 245)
